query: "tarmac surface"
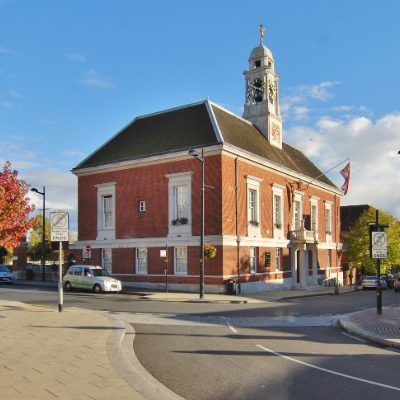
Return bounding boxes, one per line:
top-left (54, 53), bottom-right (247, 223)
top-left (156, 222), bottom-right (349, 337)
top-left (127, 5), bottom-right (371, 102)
top-left (1, 279), bottom-right (400, 399)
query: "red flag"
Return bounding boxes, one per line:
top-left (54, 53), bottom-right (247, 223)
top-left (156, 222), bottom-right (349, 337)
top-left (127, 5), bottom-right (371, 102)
top-left (340, 162), bottom-right (350, 195)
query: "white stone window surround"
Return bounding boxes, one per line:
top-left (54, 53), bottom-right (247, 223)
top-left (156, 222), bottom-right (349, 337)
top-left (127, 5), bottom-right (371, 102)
top-left (95, 182), bottom-right (116, 240)
top-left (139, 201), bottom-right (146, 212)
top-left (292, 191), bottom-right (304, 231)
top-left (310, 196), bottom-right (320, 235)
top-left (272, 184), bottom-right (285, 228)
top-left (166, 172), bottom-right (193, 238)
top-left (136, 248), bottom-right (148, 274)
top-left (272, 184), bottom-right (285, 239)
top-left (246, 175), bottom-right (263, 237)
top-left (324, 200), bottom-right (333, 241)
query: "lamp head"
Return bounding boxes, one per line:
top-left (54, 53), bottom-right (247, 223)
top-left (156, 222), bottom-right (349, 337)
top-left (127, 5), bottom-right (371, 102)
top-left (188, 149), bottom-right (198, 157)
top-left (31, 188), bottom-right (39, 194)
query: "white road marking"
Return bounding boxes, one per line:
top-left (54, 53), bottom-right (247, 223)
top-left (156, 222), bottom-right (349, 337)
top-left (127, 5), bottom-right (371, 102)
top-left (228, 324), bottom-right (238, 333)
top-left (257, 345), bottom-right (400, 392)
top-left (222, 316), bottom-right (238, 333)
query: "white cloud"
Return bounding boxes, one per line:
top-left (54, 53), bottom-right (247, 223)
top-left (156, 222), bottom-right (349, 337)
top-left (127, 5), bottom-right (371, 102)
top-left (61, 150), bottom-right (87, 158)
top-left (24, 169), bottom-right (78, 231)
top-left (66, 53), bottom-right (86, 62)
top-left (285, 112), bottom-right (400, 219)
top-left (80, 69), bottom-right (117, 89)
top-left (281, 81), bottom-right (341, 121)
top-left (10, 90), bottom-right (22, 98)
top-left (293, 106), bottom-right (312, 120)
top-left (292, 81), bottom-right (340, 102)
top-left (1, 101), bottom-right (21, 108)
top-left (333, 105), bottom-right (354, 111)
top-left (0, 45), bottom-right (22, 57)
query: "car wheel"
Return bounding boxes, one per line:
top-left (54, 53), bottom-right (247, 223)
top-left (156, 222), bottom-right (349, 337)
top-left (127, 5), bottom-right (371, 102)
top-left (65, 281), bottom-right (73, 291)
top-left (93, 284), bottom-right (102, 294)
top-left (395, 289), bottom-right (398, 292)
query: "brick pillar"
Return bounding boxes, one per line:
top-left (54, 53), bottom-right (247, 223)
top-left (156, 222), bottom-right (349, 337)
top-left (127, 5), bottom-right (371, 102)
top-left (13, 237), bottom-right (28, 275)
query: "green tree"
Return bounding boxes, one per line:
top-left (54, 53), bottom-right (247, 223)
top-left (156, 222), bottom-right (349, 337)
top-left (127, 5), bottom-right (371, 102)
top-left (27, 215), bottom-right (55, 262)
top-left (343, 207), bottom-right (400, 274)
top-left (29, 214), bottom-right (51, 247)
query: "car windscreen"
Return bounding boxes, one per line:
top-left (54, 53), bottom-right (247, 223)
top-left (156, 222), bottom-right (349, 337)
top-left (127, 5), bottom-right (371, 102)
top-left (0, 265), bottom-right (10, 272)
top-left (91, 268), bottom-right (110, 277)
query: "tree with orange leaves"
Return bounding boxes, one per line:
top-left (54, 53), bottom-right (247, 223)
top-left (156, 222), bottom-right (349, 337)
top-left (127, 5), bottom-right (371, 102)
top-left (0, 161), bottom-right (37, 247)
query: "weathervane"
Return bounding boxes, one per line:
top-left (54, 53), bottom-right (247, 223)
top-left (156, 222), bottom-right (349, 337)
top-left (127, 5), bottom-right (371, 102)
top-left (259, 24), bottom-right (265, 45)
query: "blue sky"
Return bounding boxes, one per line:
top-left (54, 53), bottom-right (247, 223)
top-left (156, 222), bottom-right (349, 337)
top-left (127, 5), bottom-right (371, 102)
top-left (1, 0), bottom-right (400, 234)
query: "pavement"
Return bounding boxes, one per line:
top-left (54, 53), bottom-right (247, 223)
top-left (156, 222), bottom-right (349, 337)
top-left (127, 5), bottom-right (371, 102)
top-left (1, 280), bottom-right (399, 399)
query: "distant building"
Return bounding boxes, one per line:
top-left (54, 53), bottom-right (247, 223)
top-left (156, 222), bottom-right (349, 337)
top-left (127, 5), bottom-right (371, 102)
top-left (68, 32), bottom-right (343, 293)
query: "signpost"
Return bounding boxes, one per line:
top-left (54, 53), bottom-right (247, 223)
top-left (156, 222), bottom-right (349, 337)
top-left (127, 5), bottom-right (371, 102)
top-left (369, 210), bottom-right (389, 315)
top-left (83, 245), bottom-right (91, 261)
top-left (50, 211), bottom-right (69, 312)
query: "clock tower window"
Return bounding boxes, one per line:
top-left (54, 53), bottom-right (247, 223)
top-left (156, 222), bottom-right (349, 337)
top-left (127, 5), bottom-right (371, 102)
top-left (254, 60), bottom-right (261, 68)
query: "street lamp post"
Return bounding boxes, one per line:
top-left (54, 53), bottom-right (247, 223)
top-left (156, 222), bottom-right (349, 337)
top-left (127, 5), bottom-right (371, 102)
top-left (188, 148), bottom-right (205, 299)
top-left (31, 187), bottom-right (46, 281)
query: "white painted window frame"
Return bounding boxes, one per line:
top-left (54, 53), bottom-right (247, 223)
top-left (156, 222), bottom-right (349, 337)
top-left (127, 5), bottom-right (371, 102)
top-left (95, 182), bottom-right (116, 240)
top-left (325, 201), bottom-right (333, 235)
top-left (275, 248), bottom-right (281, 271)
top-left (102, 248), bottom-right (112, 273)
top-left (292, 191), bottom-right (303, 230)
top-left (174, 247), bottom-right (188, 275)
top-left (250, 247), bottom-right (257, 274)
top-left (310, 196), bottom-right (319, 236)
top-left (136, 248), bottom-right (148, 274)
top-left (246, 175), bottom-right (263, 237)
top-left (166, 172), bottom-right (193, 237)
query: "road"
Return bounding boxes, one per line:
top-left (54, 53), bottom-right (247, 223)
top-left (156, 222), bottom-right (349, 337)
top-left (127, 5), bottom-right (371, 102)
top-left (1, 285), bottom-right (400, 400)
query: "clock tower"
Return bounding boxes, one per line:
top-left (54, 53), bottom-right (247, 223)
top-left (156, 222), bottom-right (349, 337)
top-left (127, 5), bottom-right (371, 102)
top-left (243, 25), bottom-right (283, 149)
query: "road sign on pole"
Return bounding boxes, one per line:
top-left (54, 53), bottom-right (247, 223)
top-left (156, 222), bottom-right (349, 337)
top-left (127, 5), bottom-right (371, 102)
top-left (371, 231), bottom-right (387, 259)
top-left (83, 245), bottom-right (91, 259)
top-left (50, 212), bottom-right (69, 241)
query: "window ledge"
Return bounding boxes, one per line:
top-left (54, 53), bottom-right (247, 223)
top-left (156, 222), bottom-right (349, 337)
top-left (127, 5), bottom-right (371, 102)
top-left (247, 225), bottom-right (261, 238)
top-left (273, 227), bottom-right (285, 239)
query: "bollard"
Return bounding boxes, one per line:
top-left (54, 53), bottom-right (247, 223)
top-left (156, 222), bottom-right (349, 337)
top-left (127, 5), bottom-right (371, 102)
top-left (334, 282), bottom-right (340, 295)
top-left (354, 282), bottom-right (358, 291)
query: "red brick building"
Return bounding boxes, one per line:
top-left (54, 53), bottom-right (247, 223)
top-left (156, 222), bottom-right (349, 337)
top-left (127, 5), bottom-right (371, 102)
top-left (68, 37), bottom-right (343, 293)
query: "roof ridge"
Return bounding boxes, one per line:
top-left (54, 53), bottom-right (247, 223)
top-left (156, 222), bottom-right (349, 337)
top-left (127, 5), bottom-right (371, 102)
top-left (135, 100), bottom-right (208, 120)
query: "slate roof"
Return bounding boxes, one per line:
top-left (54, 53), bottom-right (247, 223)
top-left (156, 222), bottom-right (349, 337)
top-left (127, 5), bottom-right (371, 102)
top-left (74, 100), bottom-right (338, 189)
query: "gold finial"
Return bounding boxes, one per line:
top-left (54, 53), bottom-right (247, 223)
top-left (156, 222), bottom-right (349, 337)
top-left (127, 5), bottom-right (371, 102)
top-left (259, 24), bottom-right (265, 45)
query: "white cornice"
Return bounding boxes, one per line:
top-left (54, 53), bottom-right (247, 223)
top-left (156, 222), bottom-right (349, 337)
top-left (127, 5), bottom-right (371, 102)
top-left (73, 139), bottom-right (341, 196)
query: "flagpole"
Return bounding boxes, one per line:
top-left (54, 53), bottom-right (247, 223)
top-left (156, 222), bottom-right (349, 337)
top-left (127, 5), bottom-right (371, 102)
top-left (305, 157), bottom-right (351, 189)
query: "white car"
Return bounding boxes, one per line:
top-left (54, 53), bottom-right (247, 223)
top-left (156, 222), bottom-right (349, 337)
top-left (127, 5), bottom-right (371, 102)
top-left (0, 265), bottom-right (13, 284)
top-left (362, 276), bottom-right (387, 290)
top-left (63, 265), bottom-right (122, 293)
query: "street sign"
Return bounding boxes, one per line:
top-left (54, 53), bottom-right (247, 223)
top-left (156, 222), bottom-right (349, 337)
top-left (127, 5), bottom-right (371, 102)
top-left (371, 231), bottom-right (387, 259)
top-left (83, 245), bottom-right (91, 259)
top-left (50, 212), bottom-right (69, 242)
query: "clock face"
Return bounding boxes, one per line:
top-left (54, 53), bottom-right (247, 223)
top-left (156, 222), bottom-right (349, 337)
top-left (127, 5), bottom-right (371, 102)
top-left (247, 78), bottom-right (265, 103)
top-left (268, 80), bottom-right (276, 100)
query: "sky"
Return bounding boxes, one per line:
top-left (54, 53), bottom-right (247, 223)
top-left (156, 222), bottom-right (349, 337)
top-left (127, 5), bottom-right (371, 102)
top-left (1, 0), bottom-right (400, 234)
